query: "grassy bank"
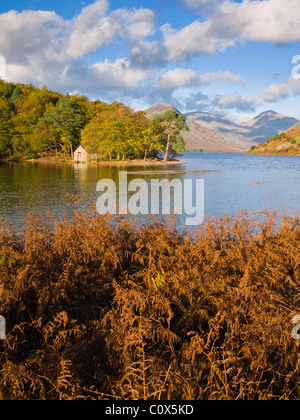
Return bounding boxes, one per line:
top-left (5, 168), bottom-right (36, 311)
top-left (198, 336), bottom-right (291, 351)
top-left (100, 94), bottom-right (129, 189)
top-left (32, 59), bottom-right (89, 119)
top-left (0, 209), bottom-right (300, 400)
top-left (246, 130), bottom-right (300, 156)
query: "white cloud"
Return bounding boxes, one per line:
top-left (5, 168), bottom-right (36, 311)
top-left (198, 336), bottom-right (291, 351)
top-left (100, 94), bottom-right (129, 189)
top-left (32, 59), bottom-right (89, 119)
top-left (154, 68), bottom-right (200, 90)
top-left (129, 40), bottom-right (165, 69)
top-left (67, 0), bottom-right (111, 58)
top-left (182, 89), bottom-right (260, 115)
top-left (153, 68), bottom-right (246, 91)
top-left (288, 77), bottom-right (300, 96)
top-left (0, 0), bottom-right (298, 115)
top-left (90, 58), bottom-right (150, 91)
top-left (258, 76), bottom-right (300, 104)
top-left (161, 20), bottom-right (236, 60)
top-left (182, 0), bottom-right (227, 14)
top-left (0, 9), bottom-right (68, 85)
top-left (260, 83), bottom-right (289, 102)
top-left (199, 71), bottom-right (246, 85)
top-left (213, 93), bottom-right (259, 112)
top-left (67, 2), bottom-right (156, 58)
top-left (164, 0), bottom-right (300, 60)
top-left (0, 55), bottom-right (6, 80)
top-left (0, 9), bottom-right (65, 62)
top-left (0, 1), bottom-right (157, 95)
top-left (237, 0), bottom-right (300, 44)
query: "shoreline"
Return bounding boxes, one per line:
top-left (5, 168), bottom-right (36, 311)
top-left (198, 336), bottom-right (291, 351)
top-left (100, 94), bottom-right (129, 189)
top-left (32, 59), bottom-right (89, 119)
top-left (93, 160), bottom-right (187, 166)
top-left (245, 151), bottom-right (300, 156)
top-left (0, 157), bottom-right (187, 166)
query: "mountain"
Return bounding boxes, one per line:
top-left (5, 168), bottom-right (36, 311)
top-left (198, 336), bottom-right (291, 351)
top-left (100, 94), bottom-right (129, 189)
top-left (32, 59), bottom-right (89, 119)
top-left (180, 119), bottom-right (246, 153)
top-left (144, 103), bottom-right (183, 119)
top-left (246, 122), bottom-right (300, 156)
top-left (144, 104), bottom-right (253, 152)
top-left (143, 104), bottom-right (299, 153)
top-left (240, 111), bottom-right (299, 142)
top-left (183, 111), bottom-right (255, 150)
top-left (184, 110), bottom-right (299, 145)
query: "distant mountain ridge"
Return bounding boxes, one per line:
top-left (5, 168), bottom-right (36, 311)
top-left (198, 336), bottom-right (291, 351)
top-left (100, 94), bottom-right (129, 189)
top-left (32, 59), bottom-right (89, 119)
top-left (183, 111), bottom-right (254, 151)
top-left (143, 103), bottom-right (299, 153)
top-left (144, 103), bottom-right (249, 152)
top-left (240, 110), bottom-right (299, 142)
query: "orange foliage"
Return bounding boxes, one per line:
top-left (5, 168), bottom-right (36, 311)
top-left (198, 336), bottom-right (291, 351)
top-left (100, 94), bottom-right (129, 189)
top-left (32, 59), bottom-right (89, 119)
top-left (0, 208), bottom-right (300, 400)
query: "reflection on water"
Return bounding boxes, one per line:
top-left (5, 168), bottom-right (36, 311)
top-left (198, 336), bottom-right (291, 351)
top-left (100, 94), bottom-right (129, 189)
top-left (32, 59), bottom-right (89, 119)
top-left (0, 153), bottom-right (299, 230)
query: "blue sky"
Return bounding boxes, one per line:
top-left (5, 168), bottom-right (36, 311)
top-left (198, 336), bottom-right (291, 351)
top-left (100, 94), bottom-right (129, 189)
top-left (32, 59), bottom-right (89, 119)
top-left (0, 0), bottom-right (300, 122)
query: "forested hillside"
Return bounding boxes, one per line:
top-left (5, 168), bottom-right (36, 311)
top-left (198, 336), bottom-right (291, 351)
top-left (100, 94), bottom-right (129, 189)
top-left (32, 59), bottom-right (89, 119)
top-left (0, 80), bottom-right (187, 161)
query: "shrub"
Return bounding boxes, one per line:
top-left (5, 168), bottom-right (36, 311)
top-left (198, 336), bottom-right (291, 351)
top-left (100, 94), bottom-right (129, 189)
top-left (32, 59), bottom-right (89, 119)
top-left (0, 209), bottom-right (300, 400)
top-left (291, 139), bottom-right (297, 145)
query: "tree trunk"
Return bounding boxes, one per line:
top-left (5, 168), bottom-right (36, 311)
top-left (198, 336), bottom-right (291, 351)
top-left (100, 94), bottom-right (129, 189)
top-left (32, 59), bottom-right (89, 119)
top-left (163, 134), bottom-right (170, 162)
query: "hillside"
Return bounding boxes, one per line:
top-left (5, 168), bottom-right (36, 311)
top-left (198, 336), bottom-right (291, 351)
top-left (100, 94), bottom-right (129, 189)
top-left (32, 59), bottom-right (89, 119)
top-left (246, 126), bottom-right (300, 156)
top-left (182, 119), bottom-right (246, 153)
top-left (241, 111), bottom-right (299, 142)
top-left (184, 111), bottom-right (255, 151)
top-left (144, 104), bottom-right (253, 152)
top-left (184, 110), bottom-right (299, 144)
top-left (286, 121), bottom-right (300, 133)
top-left (144, 104), bottom-right (299, 153)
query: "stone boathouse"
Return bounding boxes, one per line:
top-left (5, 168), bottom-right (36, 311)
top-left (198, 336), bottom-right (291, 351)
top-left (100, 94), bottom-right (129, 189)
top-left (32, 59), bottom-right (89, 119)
top-left (74, 146), bottom-right (88, 163)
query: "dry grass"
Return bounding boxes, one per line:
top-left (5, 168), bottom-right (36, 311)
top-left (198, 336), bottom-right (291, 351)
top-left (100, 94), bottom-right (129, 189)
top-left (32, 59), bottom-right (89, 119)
top-left (0, 207), bottom-right (300, 400)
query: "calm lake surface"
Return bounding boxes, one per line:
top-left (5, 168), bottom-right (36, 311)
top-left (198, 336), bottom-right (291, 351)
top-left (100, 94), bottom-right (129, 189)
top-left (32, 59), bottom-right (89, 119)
top-left (0, 152), bottom-right (299, 230)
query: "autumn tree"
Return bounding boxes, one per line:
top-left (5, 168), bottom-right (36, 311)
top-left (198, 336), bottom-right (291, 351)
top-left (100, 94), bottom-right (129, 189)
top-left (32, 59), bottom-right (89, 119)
top-left (11, 87), bottom-right (61, 156)
top-left (0, 79), bottom-right (170, 161)
top-left (0, 98), bottom-right (13, 156)
top-left (27, 121), bottom-right (60, 156)
top-left (141, 123), bottom-right (162, 161)
top-left (152, 110), bottom-right (189, 161)
top-left (81, 102), bottom-right (149, 160)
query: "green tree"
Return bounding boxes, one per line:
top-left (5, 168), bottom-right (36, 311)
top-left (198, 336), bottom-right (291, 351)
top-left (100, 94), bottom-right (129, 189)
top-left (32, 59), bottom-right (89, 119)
top-left (152, 110), bottom-right (189, 161)
top-left (44, 96), bottom-right (86, 157)
top-left (0, 80), bottom-right (14, 100)
top-left (10, 86), bottom-right (23, 103)
top-left (141, 124), bottom-right (162, 161)
top-left (0, 98), bottom-right (13, 157)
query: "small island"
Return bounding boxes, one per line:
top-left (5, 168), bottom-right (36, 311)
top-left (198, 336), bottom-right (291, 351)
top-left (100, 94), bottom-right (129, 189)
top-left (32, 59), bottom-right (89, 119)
top-left (246, 122), bottom-right (300, 156)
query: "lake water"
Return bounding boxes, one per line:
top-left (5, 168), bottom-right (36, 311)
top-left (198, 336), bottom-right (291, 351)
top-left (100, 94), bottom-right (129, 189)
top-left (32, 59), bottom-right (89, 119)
top-left (0, 152), bottom-right (299, 230)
